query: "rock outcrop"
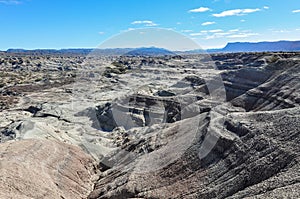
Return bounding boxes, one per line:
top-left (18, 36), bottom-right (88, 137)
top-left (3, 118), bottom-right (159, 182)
top-left (87, 52), bottom-right (300, 199)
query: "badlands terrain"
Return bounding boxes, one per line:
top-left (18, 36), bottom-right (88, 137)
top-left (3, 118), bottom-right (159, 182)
top-left (0, 51), bottom-right (299, 198)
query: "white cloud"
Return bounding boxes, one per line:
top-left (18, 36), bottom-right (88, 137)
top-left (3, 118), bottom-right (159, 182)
top-left (189, 7), bottom-right (210, 13)
top-left (227, 33), bottom-right (258, 38)
top-left (204, 35), bottom-right (217, 40)
top-left (209, 29), bottom-right (223, 33)
top-left (0, 0), bottom-right (21, 4)
top-left (165, 27), bottom-right (175, 31)
top-left (181, 30), bottom-right (193, 33)
top-left (292, 10), bottom-right (300, 13)
top-left (205, 33), bottom-right (228, 40)
top-left (190, 33), bottom-right (205, 36)
top-left (131, 20), bottom-right (158, 27)
top-left (229, 29), bottom-right (239, 32)
top-left (98, 32), bottom-right (105, 35)
top-left (263, 6), bottom-right (269, 10)
top-left (215, 32), bottom-right (232, 36)
top-left (201, 21), bottom-right (215, 26)
top-left (190, 29), bottom-right (223, 36)
top-left (272, 29), bottom-right (290, 33)
top-left (240, 19), bottom-right (246, 22)
top-left (191, 28), bottom-right (258, 40)
top-left (213, 8), bottom-right (261, 17)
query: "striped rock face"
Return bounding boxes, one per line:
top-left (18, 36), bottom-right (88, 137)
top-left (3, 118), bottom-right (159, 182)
top-left (0, 139), bottom-right (98, 199)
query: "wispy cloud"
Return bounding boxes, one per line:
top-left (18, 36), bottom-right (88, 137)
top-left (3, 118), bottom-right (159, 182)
top-left (181, 30), bottom-right (193, 33)
top-left (227, 33), bottom-right (258, 38)
top-left (190, 33), bottom-right (205, 36)
top-left (270, 28), bottom-right (300, 33)
top-left (229, 29), bottom-right (239, 32)
top-left (263, 6), bottom-right (269, 10)
top-left (213, 8), bottom-right (261, 17)
top-left (190, 29), bottom-right (258, 40)
top-left (98, 32), bottom-right (105, 35)
top-left (131, 20), bottom-right (158, 27)
top-left (292, 9), bottom-right (300, 13)
top-left (0, 0), bottom-right (21, 5)
top-left (209, 29), bottom-right (223, 33)
top-left (190, 30), bottom-right (223, 39)
top-left (201, 21), bottom-right (215, 26)
top-left (188, 7), bottom-right (210, 13)
top-left (271, 29), bottom-right (291, 33)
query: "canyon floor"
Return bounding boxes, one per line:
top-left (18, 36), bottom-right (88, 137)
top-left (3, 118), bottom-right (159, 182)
top-left (0, 51), bottom-right (299, 199)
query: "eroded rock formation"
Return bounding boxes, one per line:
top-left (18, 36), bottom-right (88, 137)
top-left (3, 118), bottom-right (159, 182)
top-left (0, 139), bottom-right (98, 199)
top-left (0, 52), bottom-right (299, 198)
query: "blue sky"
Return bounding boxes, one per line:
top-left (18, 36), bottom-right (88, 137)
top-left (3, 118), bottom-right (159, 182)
top-left (0, 0), bottom-right (299, 50)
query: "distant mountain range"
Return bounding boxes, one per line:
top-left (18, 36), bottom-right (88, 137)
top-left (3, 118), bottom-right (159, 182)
top-left (207, 40), bottom-right (300, 53)
top-left (4, 40), bottom-right (300, 55)
top-left (5, 47), bottom-right (176, 56)
top-left (124, 47), bottom-right (175, 56)
top-left (5, 48), bottom-right (94, 55)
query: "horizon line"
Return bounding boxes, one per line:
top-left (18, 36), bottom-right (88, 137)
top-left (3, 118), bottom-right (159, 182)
top-left (1, 39), bottom-right (300, 52)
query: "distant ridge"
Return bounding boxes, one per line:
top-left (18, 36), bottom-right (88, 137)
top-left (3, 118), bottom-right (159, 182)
top-left (212, 40), bottom-right (300, 53)
top-left (5, 47), bottom-right (176, 56)
top-left (5, 48), bottom-right (142, 56)
top-left (6, 48), bottom-right (94, 55)
top-left (4, 40), bottom-right (300, 55)
top-left (124, 47), bottom-right (175, 56)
